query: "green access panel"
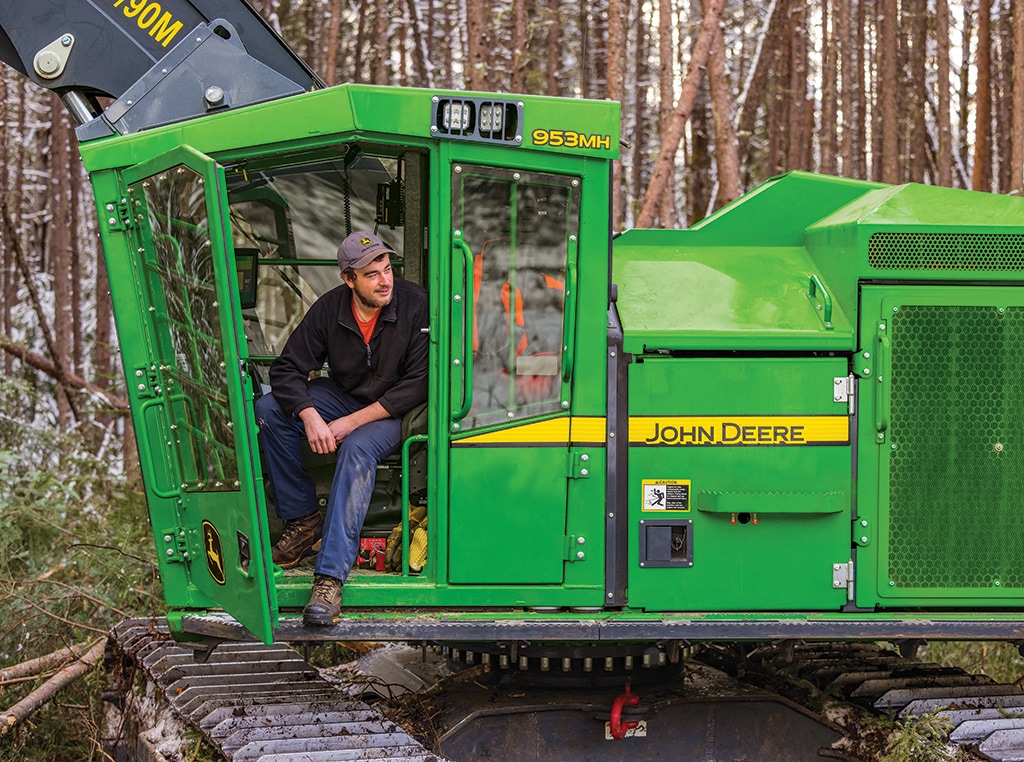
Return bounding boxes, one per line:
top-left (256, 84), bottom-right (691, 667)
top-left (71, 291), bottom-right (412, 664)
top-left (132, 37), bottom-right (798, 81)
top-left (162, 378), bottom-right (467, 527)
top-left (626, 355), bottom-right (852, 612)
top-left (858, 285), bottom-right (1024, 608)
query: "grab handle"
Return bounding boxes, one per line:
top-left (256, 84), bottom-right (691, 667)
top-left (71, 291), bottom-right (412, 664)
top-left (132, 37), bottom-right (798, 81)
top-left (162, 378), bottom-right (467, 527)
top-left (808, 274), bottom-right (834, 329)
top-left (451, 233), bottom-right (474, 422)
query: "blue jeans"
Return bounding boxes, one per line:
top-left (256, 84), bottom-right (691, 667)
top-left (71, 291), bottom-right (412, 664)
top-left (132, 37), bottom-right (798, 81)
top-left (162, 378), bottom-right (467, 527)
top-left (254, 377), bottom-right (402, 582)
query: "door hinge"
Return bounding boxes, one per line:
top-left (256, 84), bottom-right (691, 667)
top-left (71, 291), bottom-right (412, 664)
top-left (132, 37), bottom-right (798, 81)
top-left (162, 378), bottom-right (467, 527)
top-left (132, 365), bottom-right (162, 399)
top-left (833, 375), bottom-right (855, 414)
top-left (564, 535), bottom-right (587, 562)
top-left (833, 559), bottom-right (854, 601)
top-left (567, 450), bottom-right (592, 479)
top-left (104, 196), bottom-right (135, 231)
top-left (160, 527), bottom-right (190, 564)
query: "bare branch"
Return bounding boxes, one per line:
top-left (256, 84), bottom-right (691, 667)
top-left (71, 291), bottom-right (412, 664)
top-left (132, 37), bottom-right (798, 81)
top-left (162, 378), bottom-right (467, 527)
top-left (0, 639), bottom-right (106, 737)
top-left (0, 337), bottom-right (129, 412)
top-left (0, 640), bottom-right (97, 685)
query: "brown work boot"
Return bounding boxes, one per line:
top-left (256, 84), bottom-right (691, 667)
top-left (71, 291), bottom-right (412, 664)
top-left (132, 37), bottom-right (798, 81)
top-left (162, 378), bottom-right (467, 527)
top-left (271, 512), bottom-right (322, 568)
top-left (303, 574), bottom-right (343, 626)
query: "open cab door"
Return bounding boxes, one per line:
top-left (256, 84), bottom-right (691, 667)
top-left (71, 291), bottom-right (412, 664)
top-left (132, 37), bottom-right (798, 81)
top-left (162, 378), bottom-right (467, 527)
top-left (120, 146), bottom-right (276, 643)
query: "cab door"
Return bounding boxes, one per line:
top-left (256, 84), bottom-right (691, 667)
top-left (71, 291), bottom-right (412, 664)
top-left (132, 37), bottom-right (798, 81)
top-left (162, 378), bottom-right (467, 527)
top-left (447, 163), bottom-right (581, 585)
top-left (121, 146), bottom-right (275, 642)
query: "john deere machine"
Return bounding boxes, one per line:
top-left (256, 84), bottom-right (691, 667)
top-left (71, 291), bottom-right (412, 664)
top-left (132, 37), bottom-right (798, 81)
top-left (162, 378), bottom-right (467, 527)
top-left (5, 1), bottom-right (1024, 759)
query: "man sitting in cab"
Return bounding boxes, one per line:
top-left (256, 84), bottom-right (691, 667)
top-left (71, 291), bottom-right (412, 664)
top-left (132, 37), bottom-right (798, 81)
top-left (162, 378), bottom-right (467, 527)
top-left (255, 231), bottom-right (429, 625)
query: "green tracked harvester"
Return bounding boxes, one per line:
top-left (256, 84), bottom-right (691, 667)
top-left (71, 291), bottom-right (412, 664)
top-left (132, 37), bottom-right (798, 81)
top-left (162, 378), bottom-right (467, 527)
top-left (5, 2), bottom-right (1024, 759)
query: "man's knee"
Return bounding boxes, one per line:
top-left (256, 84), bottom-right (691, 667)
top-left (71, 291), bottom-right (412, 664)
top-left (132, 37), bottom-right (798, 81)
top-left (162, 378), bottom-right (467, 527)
top-left (254, 393), bottom-right (283, 426)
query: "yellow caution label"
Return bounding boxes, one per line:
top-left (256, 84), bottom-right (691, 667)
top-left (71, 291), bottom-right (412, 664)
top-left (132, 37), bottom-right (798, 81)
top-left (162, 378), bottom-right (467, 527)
top-left (630, 416), bottom-right (849, 446)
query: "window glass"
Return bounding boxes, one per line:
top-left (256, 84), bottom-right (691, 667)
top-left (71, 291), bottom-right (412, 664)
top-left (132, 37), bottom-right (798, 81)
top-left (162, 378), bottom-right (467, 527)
top-left (226, 152), bottom-right (408, 358)
top-left (132, 165), bottom-right (238, 491)
top-left (453, 165), bottom-right (581, 428)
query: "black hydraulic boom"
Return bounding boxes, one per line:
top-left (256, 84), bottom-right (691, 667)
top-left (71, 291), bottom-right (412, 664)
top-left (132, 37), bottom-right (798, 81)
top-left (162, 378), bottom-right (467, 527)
top-left (0, 0), bottom-right (322, 137)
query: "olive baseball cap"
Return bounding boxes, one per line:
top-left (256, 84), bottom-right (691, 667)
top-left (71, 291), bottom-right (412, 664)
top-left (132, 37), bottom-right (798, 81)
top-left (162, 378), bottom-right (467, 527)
top-left (337, 231), bottom-right (396, 271)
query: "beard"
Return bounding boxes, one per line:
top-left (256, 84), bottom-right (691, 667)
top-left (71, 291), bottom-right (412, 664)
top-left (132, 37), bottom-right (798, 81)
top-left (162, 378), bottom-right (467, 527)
top-left (353, 282), bottom-right (393, 311)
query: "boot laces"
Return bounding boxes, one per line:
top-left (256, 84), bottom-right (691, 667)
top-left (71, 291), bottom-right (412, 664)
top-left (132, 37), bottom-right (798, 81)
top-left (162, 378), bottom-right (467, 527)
top-left (281, 516), bottom-right (313, 544)
top-left (313, 575), bottom-right (339, 598)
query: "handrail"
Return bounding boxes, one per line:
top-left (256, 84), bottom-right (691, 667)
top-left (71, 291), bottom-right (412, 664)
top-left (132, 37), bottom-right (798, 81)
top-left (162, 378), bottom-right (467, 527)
top-left (451, 234), bottom-right (474, 422)
top-left (400, 434), bottom-right (429, 577)
top-left (808, 274), bottom-right (834, 329)
top-left (562, 252), bottom-right (578, 383)
top-left (875, 333), bottom-right (890, 436)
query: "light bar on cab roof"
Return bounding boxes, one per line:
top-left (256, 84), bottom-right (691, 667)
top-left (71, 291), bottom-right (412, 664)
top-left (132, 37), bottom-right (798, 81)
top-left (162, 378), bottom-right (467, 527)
top-left (431, 96), bottom-right (523, 145)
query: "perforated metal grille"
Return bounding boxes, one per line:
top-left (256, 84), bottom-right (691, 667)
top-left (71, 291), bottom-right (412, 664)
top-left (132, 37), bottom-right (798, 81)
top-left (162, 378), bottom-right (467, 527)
top-left (887, 305), bottom-right (1024, 590)
top-left (868, 232), bottom-right (1024, 271)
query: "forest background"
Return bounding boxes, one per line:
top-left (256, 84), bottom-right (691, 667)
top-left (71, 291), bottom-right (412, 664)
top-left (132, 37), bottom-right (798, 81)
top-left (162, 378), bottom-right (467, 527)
top-left (0, 0), bottom-right (1022, 758)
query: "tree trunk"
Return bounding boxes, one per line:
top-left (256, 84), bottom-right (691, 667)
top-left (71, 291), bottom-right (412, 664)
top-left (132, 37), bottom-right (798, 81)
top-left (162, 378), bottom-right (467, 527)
top-left (908, 0), bottom-right (927, 181)
top-left (352, 0), bottom-right (369, 83)
top-left (546, 0), bottom-right (562, 95)
top-left (877, 0), bottom-right (899, 182)
top-left (972, 0), bottom-right (992, 191)
top-left (995, 3), bottom-right (1013, 193)
top-left (608, 0), bottom-right (625, 228)
top-left (935, 0), bottom-right (953, 186)
top-left (1014, 0), bottom-right (1024, 193)
top-left (658, 0), bottom-right (676, 225)
top-left (0, 73), bottom-right (9, 377)
top-left (372, 0), bottom-right (390, 84)
top-left (48, 96), bottom-right (74, 424)
top-left (466, 0), bottom-right (489, 90)
top-left (820, 0), bottom-right (838, 175)
top-left (511, 0), bottom-right (528, 93)
top-left (706, 0), bottom-right (741, 207)
top-left (579, 0), bottom-right (590, 97)
top-left (786, 0), bottom-right (811, 170)
top-left (636, 0), bottom-right (725, 228)
top-left (630, 1), bottom-right (651, 228)
top-left (325, 0), bottom-right (343, 86)
top-left (855, 0), bottom-right (869, 178)
top-left (836, 0), bottom-right (853, 175)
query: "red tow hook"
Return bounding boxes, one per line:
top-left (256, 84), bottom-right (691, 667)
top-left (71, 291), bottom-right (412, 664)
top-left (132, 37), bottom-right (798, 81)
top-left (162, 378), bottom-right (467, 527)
top-left (609, 681), bottom-right (640, 740)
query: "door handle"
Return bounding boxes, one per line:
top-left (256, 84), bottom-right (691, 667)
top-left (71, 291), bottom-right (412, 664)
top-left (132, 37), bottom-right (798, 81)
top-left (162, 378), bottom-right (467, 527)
top-left (451, 234), bottom-right (474, 422)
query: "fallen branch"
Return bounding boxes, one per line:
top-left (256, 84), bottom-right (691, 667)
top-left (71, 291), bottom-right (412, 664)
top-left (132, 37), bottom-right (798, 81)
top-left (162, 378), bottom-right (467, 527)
top-left (0, 337), bottom-right (129, 412)
top-left (0, 641), bottom-right (96, 685)
top-left (0, 638), bottom-right (106, 736)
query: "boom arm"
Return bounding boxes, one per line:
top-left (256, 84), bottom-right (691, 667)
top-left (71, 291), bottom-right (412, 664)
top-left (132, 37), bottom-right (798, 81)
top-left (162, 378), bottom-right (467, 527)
top-left (0, 0), bottom-right (322, 138)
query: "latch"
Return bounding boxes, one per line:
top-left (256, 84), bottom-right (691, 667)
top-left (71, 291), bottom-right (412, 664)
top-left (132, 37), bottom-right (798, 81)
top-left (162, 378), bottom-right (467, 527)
top-left (132, 365), bottom-right (162, 399)
top-left (567, 450), bottom-right (592, 479)
top-left (832, 560), bottom-right (854, 601)
top-left (564, 535), bottom-right (587, 562)
top-left (103, 197), bottom-right (135, 231)
top-left (161, 528), bottom-right (190, 564)
top-left (103, 196), bottom-right (137, 229)
top-left (856, 319), bottom-right (891, 444)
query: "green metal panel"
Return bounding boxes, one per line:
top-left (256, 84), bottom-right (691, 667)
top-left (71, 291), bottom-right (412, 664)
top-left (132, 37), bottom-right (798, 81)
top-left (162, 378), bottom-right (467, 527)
top-left (627, 356), bottom-right (852, 612)
top-left (448, 446), bottom-right (568, 584)
top-left (612, 238), bottom-right (854, 353)
top-left (78, 85), bottom-right (621, 174)
top-left (858, 286), bottom-right (1024, 607)
top-left (117, 146), bottom-right (276, 643)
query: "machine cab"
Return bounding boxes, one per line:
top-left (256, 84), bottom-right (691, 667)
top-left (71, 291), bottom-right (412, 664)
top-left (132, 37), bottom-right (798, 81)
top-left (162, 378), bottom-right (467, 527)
top-left (80, 86), bottom-right (621, 641)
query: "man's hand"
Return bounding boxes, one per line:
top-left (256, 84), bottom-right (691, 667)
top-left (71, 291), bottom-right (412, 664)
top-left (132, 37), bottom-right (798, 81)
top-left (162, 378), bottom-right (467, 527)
top-left (299, 408), bottom-right (337, 454)
top-left (327, 415), bottom-right (359, 444)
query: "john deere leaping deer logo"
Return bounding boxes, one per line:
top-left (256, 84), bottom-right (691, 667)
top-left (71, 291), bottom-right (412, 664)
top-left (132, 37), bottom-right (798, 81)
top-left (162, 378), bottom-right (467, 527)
top-left (202, 520), bottom-right (226, 585)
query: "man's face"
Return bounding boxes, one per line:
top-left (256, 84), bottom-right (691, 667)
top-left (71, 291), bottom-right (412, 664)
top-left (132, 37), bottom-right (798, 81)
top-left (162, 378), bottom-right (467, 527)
top-left (345, 255), bottom-right (394, 310)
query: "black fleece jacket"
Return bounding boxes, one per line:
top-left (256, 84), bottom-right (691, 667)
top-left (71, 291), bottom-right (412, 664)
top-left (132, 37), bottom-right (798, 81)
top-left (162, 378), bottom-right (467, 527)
top-left (268, 277), bottom-right (429, 419)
